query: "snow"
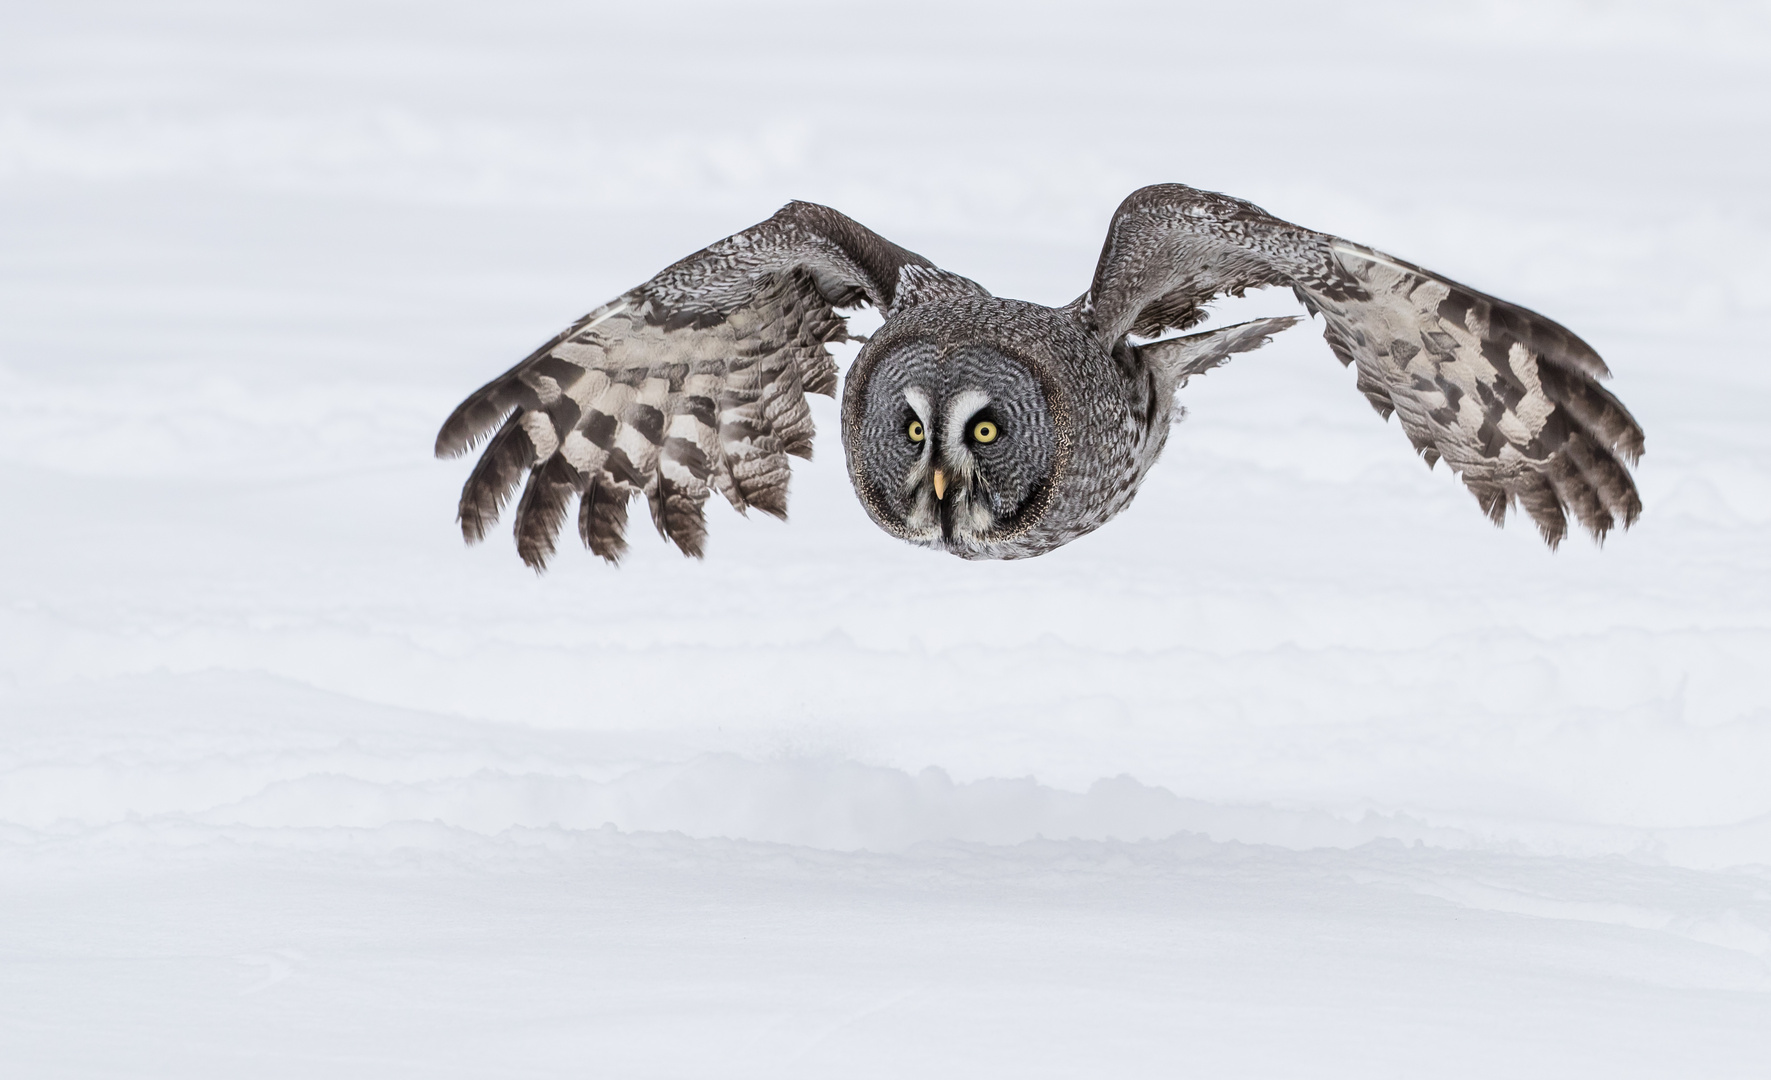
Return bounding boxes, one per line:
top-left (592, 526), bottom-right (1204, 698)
top-left (3, 0), bottom-right (1770, 1074)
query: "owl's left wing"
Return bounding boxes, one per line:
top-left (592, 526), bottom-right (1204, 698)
top-left (1073, 183), bottom-right (1643, 546)
top-left (436, 202), bottom-right (935, 569)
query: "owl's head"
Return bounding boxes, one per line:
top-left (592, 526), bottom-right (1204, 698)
top-left (843, 297), bottom-right (1128, 560)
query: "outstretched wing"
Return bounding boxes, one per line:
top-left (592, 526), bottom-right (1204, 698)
top-left (1073, 183), bottom-right (1644, 546)
top-left (436, 202), bottom-right (933, 569)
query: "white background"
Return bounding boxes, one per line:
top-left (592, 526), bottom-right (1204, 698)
top-left (3, 1), bottom-right (1769, 1075)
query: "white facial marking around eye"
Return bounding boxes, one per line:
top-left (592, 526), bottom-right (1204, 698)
top-left (899, 385), bottom-right (937, 505)
top-left (902, 386), bottom-right (933, 423)
top-left (944, 390), bottom-right (992, 453)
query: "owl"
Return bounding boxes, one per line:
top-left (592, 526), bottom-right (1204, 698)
top-left (436, 184), bottom-right (1643, 567)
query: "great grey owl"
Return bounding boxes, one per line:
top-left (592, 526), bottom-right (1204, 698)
top-left (436, 184), bottom-right (1643, 567)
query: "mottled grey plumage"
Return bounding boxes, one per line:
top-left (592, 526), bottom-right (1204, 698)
top-left (437, 184), bottom-right (1643, 567)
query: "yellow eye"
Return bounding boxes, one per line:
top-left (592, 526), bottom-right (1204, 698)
top-left (907, 420), bottom-right (925, 443)
top-left (971, 420), bottom-right (998, 444)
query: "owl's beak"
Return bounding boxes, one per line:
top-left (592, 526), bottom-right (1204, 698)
top-left (932, 468), bottom-right (948, 501)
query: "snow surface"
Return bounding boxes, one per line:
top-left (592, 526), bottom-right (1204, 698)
top-left (4, 0), bottom-right (1770, 1075)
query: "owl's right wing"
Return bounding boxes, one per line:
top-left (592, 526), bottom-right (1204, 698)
top-left (1073, 183), bottom-right (1643, 547)
top-left (435, 202), bottom-right (935, 569)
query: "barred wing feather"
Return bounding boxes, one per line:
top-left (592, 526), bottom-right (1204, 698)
top-left (435, 203), bottom-right (929, 568)
top-left (1079, 183), bottom-right (1644, 546)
